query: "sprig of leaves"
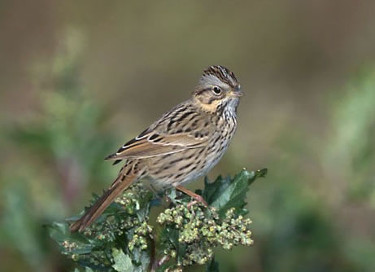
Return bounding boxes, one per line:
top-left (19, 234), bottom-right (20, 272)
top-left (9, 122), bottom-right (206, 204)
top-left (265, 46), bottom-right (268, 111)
top-left (49, 168), bottom-right (267, 271)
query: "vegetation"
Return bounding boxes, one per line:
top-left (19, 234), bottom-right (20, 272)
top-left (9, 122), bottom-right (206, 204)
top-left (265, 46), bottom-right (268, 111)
top-left (49, 169), bottom-right (267, 271)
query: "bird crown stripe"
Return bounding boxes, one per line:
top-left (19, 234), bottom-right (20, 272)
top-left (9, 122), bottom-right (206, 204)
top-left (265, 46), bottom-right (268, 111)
top-left (202, 65), bottom-right (238, 88)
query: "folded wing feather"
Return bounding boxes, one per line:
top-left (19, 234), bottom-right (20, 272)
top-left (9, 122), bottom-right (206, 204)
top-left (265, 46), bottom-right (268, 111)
top-left (105, 132), bottom-right (208, 160)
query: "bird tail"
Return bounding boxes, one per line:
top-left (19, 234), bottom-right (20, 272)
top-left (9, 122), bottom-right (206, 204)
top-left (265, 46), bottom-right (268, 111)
top-left (70, 172), bottom-right (136, 232)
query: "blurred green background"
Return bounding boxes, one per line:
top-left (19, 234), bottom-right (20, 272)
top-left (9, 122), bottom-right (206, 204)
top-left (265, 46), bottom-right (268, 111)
top-left (1, 1), bottom-right (375, 271)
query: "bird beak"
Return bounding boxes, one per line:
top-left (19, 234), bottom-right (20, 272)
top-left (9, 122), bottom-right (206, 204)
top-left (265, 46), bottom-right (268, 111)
top-left (230, 90), bottom-right (243, 97)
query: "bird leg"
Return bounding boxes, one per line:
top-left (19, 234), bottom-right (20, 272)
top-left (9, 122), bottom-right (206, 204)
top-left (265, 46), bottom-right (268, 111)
top-left (175, 185), bottom-right (208, 207)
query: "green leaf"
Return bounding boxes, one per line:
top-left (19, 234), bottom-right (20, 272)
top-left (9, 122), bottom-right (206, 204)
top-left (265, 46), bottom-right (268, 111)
top-left (112, 248), bottom-right (134, 272)
top-left (48, 222), bottom-right (97, 255)
top-left (203, 168), bottom-right (267, 217)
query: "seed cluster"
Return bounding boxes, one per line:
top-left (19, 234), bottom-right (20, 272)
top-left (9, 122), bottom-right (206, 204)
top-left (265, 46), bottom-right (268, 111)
top-left (60, 183), bottom-right (153, 269)
top-left (157, 203), bottom-right (253, 266)
top-left (58, 182), bottom-right (254, 271)
top-left (81, 184), bottom-right (152, 240)
top-left (128, 221), bottom-right (153, 251)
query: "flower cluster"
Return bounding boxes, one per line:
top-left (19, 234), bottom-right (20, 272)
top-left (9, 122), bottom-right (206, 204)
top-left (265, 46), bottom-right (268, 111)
top-left (50, 169), bottom-right (266, 271)
top-left (58, 182), bottom-right (154, 270)
top-left (157, 202), bottom-right (253, 267)
top-left (128, 221), bottom-right (153, 251)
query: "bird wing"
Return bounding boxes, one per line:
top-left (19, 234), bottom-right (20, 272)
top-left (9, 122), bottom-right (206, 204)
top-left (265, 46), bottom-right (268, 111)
top-left (105, 101), bottom-right (214, 164)
top-left (105, 129), bottom-right (208, 162)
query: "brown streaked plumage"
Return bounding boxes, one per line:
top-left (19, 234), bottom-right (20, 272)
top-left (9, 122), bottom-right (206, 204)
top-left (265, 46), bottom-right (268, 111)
top-left (70, 65), bottom-right (242, 232)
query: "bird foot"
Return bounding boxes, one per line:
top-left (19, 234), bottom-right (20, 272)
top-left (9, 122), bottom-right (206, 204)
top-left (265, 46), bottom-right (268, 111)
top-left (176, 185), bottom-right (208, 207)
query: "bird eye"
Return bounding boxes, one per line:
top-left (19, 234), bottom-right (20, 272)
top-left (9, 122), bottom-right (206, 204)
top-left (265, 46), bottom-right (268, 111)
top-left (212, 86), bottom-right (222, 95)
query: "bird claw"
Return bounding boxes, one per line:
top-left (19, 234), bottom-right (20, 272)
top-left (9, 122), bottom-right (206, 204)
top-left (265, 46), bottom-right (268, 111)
top-left (175, 185), bottom-right (208, 207)
top-left (192, 194), bottom-right (208, 207)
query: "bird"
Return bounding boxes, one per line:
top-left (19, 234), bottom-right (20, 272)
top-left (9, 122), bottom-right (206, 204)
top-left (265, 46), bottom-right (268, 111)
top-left (70, 65), bottom-right (243, 232)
